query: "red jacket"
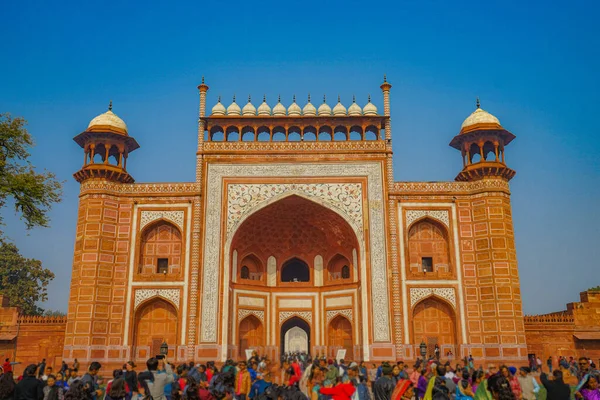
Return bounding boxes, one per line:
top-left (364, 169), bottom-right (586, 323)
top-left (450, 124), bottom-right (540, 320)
top-left (320, 383), bottom-right (356, 400)
top-left (2, 361), bottom-right (12, 373)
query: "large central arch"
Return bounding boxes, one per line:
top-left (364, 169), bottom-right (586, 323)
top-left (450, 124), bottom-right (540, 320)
top-left (281, 317), bottom-right (311, 356)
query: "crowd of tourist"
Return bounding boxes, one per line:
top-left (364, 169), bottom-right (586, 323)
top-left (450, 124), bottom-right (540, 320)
top-left (1, 353), bottom-right (600, 400)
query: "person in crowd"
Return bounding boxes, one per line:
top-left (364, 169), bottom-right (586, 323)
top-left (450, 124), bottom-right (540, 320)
top-left (416, 368), bottom-right (428, 400)
top-left (64, 381), bottom-right (91, 400)
top-left (348, 366), bottom-right (369, 400)
top-left (0, 371), bottom-right (15, 400)
top-left (234, 361), bottom-right (251, 400)
top-left (135, 372), bottom-right (154, 400)
top-left (55, 373), bottom-right (69, 393)
top-left (72, 361), bottom-right (80, 372)
top-left (487, 374), bottom-right (516, 400)
top-left (391, 365), bottom-right (401, 385)
top-left (248, 373), bottom-right (271, 399)
top-left (43, 367), bottom-right (54, 382)
top-left (358, 363), bottom-right (367, 381)
top-left (247, 364), bottom-right (258, 383)
top-left (372, 363), bottom-right (394, 400)
top-left (146, 358), bottom-right (173, 400)
top-left (81, 362), bottom-right (102, 400)
top-left (2, 359), bottom-right (12, 374)
top-left (392, 380), bottom-right (414, 400)
top-left (471, 370), bottom-right (485, 396)
top-left (547, 357), bottom-right (554, 373)
top-left (319, 376), bottom-right (356, 400)
top-left (38, 360), bottom-right (46, 380)
top-left (15, 364), bottom-right (44, 400)
top-left (124, 362), bottom-right (138, 397)
top-left (44, 375), bottom-right (65, 400)
top-left (499, 366), bottom-right (521, 400)
top-left (60, 363), bottom-right (69, 376)
top-left (67, 370), bottom-right (79, 387)
top-left (540, 369), bottom-right (571, 400)
top-left (576, 374), bottom-right (600, 400)
top-left (454, 370), bottom-right (474, 400)
top-left (517, 367), bottom-right (539, 400)
top-left (104, 378), bottom-right (128, 400)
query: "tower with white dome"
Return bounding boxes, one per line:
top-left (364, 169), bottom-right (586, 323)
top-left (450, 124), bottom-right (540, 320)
top-left (73, 102), bottom-right (140, 183)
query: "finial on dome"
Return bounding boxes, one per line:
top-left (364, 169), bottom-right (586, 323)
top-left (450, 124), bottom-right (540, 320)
top-left (233, 94), bottom-right (236, 102)
top-left (476, 97), bottom-right (480, 109)
top-left (218, 95), bottom-right (221, 102)
top-left (308, 93), bottom-right (311, 102)
top-left (108, 100), bottom-right (112, 111)
top-left (248, 95), bottom-right (251, 103)
top-left (353, 95), bottom-right (356, 103)
top-left (263, 94), bottom-right (266, 102)
top-left (368, 94), bottom-right (371, 102)
top-left (278, 94), bottom-right (281, 102)
top-left (323, 95), bottom-right (326, 103)
top-left (384, 74), bottom-right (387, 83)
top-left (293, 94), bottom-right (296, 102)
top-left (338, 95), bottom-right (341, 102)
top-left (202, 76), bottom-right (205, 84)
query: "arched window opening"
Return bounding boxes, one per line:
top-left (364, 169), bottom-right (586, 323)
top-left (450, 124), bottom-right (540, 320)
top-left (303, 126), bottom-right (317, 141)
top-left (273, 126), bottom-right (286, 142)
top-left (240, 266), bottom-right (250, 279)
top-left (257, 127), bottom-right (270, 142)
top-left (365, 126), bottom-right (378, 141)
top-left (483, 141), bottom-right (496, 161)
top-left (288, 126), bottom-right (301, 142)
top-left (349, 126), bottom-right (363, 141)
top-left (93, 144), bottom-right (106, 164)
top-left (226, 127), bottom-right (239, 142)
top-left (469, 143), bottom-right (481, 163)
top-left (242, 131), bottom-right (255, 141)
top-left (210, 126), bottom-right (224, 141)
top-left (281, 258), bottom-right (310, 282)
top-left (334, 126), bottom-right (348, 141)
top-left (318, 126), bottom-right (332, 141)
top-left (341, 265), bottom-right (350, 279)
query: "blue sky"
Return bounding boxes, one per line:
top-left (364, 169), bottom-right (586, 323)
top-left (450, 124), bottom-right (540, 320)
top-left (1, 0), bottom-right (598, 315)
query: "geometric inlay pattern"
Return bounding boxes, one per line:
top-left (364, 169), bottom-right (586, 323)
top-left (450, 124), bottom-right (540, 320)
top-left (227, 183), bottom-right (363, 236)
top-left (238, 309), bottom-right (265, 323)
top-left (279, 311), bottom-right (312, 324)
top-left (139, 210), bottom-right (185, 231)
top-left (326, 309), bottom-right (353, 324)
top-left (409, 287), bottom-right (456, 308)
top-left (405, 210), bottom-right (449, 228)
top-left (201, 163), bottom-right (389, 343)
top-left (134, 288), bottom-right (180, 309)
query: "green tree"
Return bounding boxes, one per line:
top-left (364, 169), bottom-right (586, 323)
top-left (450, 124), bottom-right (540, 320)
top-left (0, 113), bottom-right (62, 230)
top-left (0, 239), bottom-right (55, 315)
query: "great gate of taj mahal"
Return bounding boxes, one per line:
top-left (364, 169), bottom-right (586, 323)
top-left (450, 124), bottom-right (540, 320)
top-left (61, 77), bottom-right (528, 366)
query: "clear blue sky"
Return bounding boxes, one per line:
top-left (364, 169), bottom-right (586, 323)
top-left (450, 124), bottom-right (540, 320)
top-left (1, 0), bottom-right (598, 315)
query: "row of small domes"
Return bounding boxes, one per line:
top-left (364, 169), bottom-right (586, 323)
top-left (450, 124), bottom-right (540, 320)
top-left (211, 95), bottom-right (378, 117)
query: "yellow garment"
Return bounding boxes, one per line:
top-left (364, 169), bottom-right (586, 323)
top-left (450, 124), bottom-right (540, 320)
top-left (423, 376), bottom-right (436, 400)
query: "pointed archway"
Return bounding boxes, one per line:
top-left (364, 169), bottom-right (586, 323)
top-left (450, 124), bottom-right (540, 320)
top-left (412, 296), bottom-right (456, 356)
top-left (238, 315), bottom-right (263, 358)
top-left (133, 298), bottom-right (178, 359)
top-left (280, 316), bottom-right (311, 356)
top-left (328, 315), bottom-right (353, 359)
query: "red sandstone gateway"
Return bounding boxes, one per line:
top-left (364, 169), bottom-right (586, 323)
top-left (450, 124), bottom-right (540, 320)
top-left (3, 77), bottom-right (597, 374)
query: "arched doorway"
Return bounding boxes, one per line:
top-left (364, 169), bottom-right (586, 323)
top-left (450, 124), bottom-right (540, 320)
top-left (281, 258), bottom-right (310, 282)
top-left (134, 298), bottom-right (178, 358)
top-left (280, 316), bottom-right (311, 356)
top-left (328, 315), bottom-right (353, 359)
top-left (412, 297), bottom-right (456, 356)
top-left (238, 315), bottom-right (263, 357)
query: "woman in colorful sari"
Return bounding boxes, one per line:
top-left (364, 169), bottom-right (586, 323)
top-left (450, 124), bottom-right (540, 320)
top-left (455, 371), bottom-right (474, 400)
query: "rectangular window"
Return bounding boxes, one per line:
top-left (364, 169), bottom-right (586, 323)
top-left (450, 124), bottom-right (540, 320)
top-left (422, 257), bottom-right (433, 273)
top-left (157, 258), bottom-right (169, 274)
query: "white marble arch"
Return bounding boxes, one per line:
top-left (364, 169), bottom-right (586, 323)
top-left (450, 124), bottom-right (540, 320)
top-left (201, 162), bottom-right (391, 362)
top-left (285, 327), bottom-right (309, 353)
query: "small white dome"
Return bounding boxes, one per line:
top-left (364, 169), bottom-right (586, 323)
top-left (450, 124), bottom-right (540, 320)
top-left (318, 95), bottom-right (331, 116)
top-left (242, 96), bottom-right (256, 116)
top-left (333, 96), bottom-right (347, 116)
top-left (363, 95), bottom-right (378, 115)
top-left (288, 95), bottom-right (302, 116)
top-left (87, 102), bottom-right (128, 134)
top-left (461, 101), bottom-right (501, 130)
top-left (348, 96), bottom-right (362, 116)
top-left (273, 95), bottom-right (286, 116)
top-left (227, 96), bottom-right (241, 116)
top-left (211, 96), bottom-right (226, 116)
top-left (257, 96), bottom-right (271, 116)
top-left (303, 95), bottom-right (317, 116)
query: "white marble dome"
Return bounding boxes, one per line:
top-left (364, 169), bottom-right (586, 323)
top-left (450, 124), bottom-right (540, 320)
top-left (461, 104), bottom-right (501, 130)
top-left (242, 96), bottom-right (256, 116)
top-left (303, 95), bottom-right (317, 116)
top-left (257, 96), bottom-right (271, 116)
top-left (317, 95), bottom-right (332, 116)
top-left (348, 96), bottom-right (362, 116)
top-left (363, 95), bottom-right (378, 115)
top-left (288, 95), bottom-right (302, 116)
top-left (87, 103), bottom-right (128, 134)
top-left (211, 97), bottom-right (226, 116)
top-left (273, 95), bottom-right (286, 116)
top-left (226, 96), bottom-right (241, 116)
top-left (333, 96), bottom-right (347, 116)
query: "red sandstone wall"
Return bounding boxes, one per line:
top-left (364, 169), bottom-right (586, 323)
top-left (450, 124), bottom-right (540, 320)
top-left (13, 316), bottom-right (67, 376)
top-left (457, 189), bottom-right (527, 361)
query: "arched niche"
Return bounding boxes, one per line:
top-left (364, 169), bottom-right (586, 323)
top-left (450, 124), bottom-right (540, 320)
top-left (326, 253), bottom-right (352, 282)
top-left (138, 220), bottom-right (183, 276)
top-left (412, 297), bottom-right (456, 355)
top-left (238, 253), bottom-right (264, 283)
top-left (281, 257), bottom-right (310, 283)
top-left (328, 315), bottom-right (353, 359)
top-left (407, 218), bottom-right (451, 278)
top-left (133, 298), bottom-right (178, 358)
top-left (238, 315), bottom-right (263, 358)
